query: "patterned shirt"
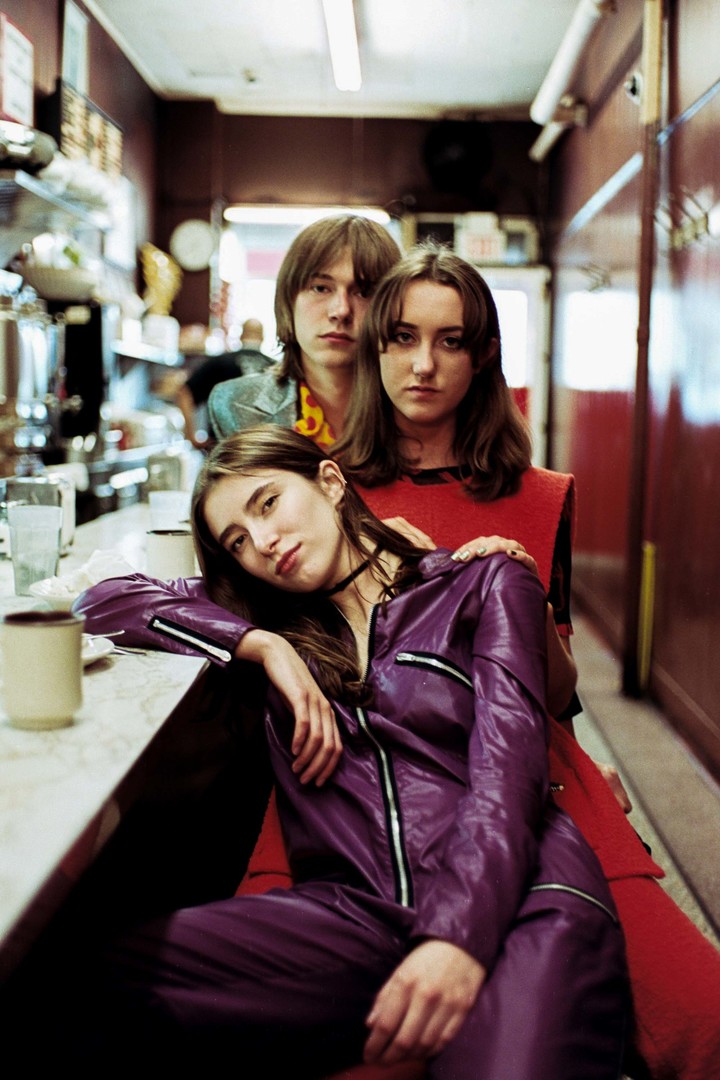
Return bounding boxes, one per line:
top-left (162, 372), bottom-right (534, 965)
top-left (294, 382), bottom-right (336, 448)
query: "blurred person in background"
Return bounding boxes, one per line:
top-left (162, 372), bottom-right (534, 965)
top-left (175, 318), bottom-right (275, 448)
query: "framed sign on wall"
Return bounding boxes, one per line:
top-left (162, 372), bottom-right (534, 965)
top-left (61, 0), bottom-right (89, 96)
top-left (41, 79), bottom-right (124, 178)
top-left (0, 13), bottom-right (34, 125)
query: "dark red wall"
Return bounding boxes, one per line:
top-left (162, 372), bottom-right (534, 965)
top-left (156, 105), bottom-right (542, 324)
top-left (549, 0), bottom-right (720, 779)
top-left (215, 115), bottom-right (539, 217)
top-left (647, 72), bottom-right (720, 775)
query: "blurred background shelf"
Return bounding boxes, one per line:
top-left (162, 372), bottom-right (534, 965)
top-left (0, 169), bottom-right (109, 269)
top-left (112, 340), bottom-right (183, 367)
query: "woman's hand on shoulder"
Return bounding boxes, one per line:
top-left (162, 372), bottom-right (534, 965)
top-left (236, 629), bottom-right (343, 787)
top-left (452, 534), bottom-right (539, 578)
top-left (363, 940), bottom-right (485, 1065)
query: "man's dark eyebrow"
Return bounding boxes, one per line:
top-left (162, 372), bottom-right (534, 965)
top-left (216, 482), bottom-right (271, 548)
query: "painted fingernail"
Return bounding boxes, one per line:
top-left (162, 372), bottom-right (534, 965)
top-left (509, 549), bottom-right (518, 556)
top-left (478, 546), bottom-right (487, 556)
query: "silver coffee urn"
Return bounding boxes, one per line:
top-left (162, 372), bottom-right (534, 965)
top-left (0, 292), bottom-right (69, 477)
top-left (0, 293), bottom-right (76, 558)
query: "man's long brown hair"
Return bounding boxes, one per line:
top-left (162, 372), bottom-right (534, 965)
top-left (191, 425), bottom-right (422, 702)
top-left (334, 243), bottom-right (532, 500)
top-left (273, 215), bottom-right (401, 383)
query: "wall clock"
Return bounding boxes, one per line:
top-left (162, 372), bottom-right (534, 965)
top-left (169, 219), bottom-right (216, 271)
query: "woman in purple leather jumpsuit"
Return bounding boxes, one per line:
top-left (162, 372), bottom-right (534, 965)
top-left (73, 425), bottom-right (628, 1078)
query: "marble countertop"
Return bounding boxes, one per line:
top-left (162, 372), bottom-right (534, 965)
top-left (0, 503), bottom-right (206, 979)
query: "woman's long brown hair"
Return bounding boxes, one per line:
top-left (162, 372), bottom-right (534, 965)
top-left (334, 243), bottom-right (532, 500)
top-left (192, 425), bottom-right (422, 702)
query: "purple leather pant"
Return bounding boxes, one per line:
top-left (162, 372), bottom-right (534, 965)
top-left (87, 880), bottom-right (627, 1079)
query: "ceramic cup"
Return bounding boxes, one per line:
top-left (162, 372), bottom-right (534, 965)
top-left (146, 529), bottom-right (197, 579)
top-left (7, 503), bottom-right (63, 596)
top-left (148, 489), bottom-right (191, 531)
top-left (1, 611), bottom-right (84, 730)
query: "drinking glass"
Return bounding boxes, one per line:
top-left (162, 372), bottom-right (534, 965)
top-left (7, 503), bottom-right (63, 596)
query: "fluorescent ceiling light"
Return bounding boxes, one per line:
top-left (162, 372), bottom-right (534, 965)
top-left (528, 0), bottom-right (614, 162)
top-left (530, 0), bottom-right (613, 126)
top-left (223, 205), bottom-right (389, 226)
top-left (322, 0), bottom-right (362, 92)
top-left (529, 120), bottom-right (568, 163)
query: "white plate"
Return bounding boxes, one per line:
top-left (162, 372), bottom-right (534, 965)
top-left (82, 635), bottom-right (114, 667)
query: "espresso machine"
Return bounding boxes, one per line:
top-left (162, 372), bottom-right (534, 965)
top-left (0, 289), bottom-right (123, 462)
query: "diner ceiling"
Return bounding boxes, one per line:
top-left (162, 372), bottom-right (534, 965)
top-left (84, 0), bottom-right (583, 120)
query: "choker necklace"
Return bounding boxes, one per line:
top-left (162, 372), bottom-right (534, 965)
top-left (321, 559), bottom-right (371, 597)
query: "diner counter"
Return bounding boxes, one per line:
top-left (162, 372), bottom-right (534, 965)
top-left (0, 504), bottom-right (209, 980)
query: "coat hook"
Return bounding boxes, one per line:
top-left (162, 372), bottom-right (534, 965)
top-left (654, 201), bottom-right (675, 235)
top-left (678, 186), bottom-right (710, 243)
top-left (581, 264), bottom-right (611, 291)
top-left (659, 190), bottom-right (710, 251)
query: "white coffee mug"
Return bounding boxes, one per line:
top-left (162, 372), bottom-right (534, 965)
top-left (1, 611), bottom-right (84, 730)
top-left (148, 489), bottom-right (191, 531)
top-left (146, 529), bottom-right (197, 580)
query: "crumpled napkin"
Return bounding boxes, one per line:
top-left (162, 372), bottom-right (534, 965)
top-left (30, 549), bottom-right (137, 599)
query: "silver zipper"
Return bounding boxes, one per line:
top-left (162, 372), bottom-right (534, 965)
top-left (529, 883), bottom-right (619, 924)
top-left (337, 605), bottom-right (412, 906)
top-left (148, 617), bottom-right (233, 663)
top-left (360, 604), bottom-right (378, 684)
top-left (355, 705), bottom-right (412, 907)
top-left (395, 651), bottom-right (473, 690)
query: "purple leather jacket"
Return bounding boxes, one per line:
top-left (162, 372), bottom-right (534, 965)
top-left (75, 551), bottom-right (617, 971)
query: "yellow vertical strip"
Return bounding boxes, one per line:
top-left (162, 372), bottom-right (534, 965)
top-left (638, 540), bottom-right (656, 689)
top-left (641, 0), bottom-right (663, 126)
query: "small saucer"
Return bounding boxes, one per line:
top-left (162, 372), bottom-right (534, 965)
top-left (82, 635), bottom-right (114, 667)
